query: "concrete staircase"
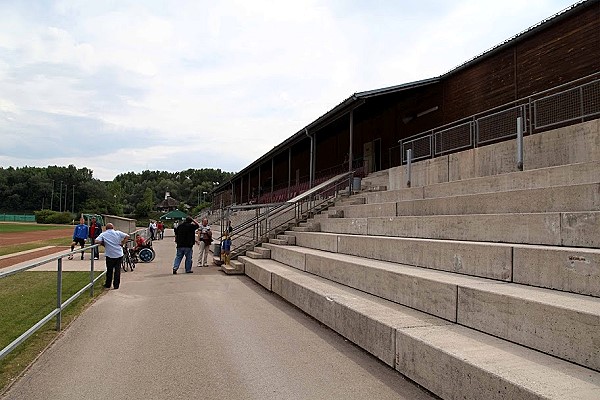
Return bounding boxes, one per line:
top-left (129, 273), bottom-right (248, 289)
top-left (236, 119), bottom-right (600, 399)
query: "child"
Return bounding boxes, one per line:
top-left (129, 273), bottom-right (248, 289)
top-left (220, 232), bottom-right (232, 265)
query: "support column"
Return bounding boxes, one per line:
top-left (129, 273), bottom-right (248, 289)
top-left (349, 110), bottom-right (354, 173)
top-left (305, 128), bottom-right (314, 188)
top-left (288, 147), bottom-right (292, 198)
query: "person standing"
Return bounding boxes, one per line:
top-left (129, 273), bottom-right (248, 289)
top-left (69, 217), bottom-right (89, 260)
top-left (157, 220), bottom-right (164, 240)
top-left (148, 220), bottom-right (156, 240)
top-left (88, 216), bottom-right (102, 260)
top-left (95, 223), bottom-right (130, 289)
top-left (173, 216), bottom-right (199, 274)
top-left (220, 231), bottom-right (232, 266)
top-left (196, 218), bottom-right (212, 267)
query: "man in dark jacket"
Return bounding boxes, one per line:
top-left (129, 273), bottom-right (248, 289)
top-left (173, 216), bottom-right (199, 274)
top-left (88, 216), bottom-right (102, 260)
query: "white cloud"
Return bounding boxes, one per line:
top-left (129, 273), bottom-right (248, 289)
top-left (0, 0), bottom-right (580, 180)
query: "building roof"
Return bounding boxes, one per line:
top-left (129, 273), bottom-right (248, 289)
top-left (160, 209), bottom-right (188, 220)
top-left (214, 0), bottom-right (592, 194)
top-left (157, 197), bottom-right (179, 208)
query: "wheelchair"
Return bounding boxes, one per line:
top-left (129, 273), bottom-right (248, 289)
top-left (129, 239), bottom-right (156, 263)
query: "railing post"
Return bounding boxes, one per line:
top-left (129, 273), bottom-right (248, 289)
top-left (90, 256), bottom-right (95, 297)
top-left (254, 208), bottom-right (259, 241)
top-left (56, 258), bottom-right (63, 331)
top-left (406, 149), bottom-right (412, 188)
top-left (517, 116), bottom-right (524, 171)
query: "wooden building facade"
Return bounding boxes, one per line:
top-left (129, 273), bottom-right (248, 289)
top-left (214, 0), bottom-right (600, 207)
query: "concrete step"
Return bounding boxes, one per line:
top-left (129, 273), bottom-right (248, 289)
top-left (271, 232), bottom-right (513, 281)
top-left (312, 213), bottom-right (328, 220)
top-left (378, 159), bottom-right (600, 204)
top-left (284, 231), bottom-right (600, 297)
top-left (259, 243), bottom-right (600, 372)
top-left (246, 250), bottom-right (266, 259)
top-left (269, 238), bottom-right (287, 245)
top-left (335, 196), bottom-right (366, 206)
top-left (363, 185), bottom-right (387, 192)
top-left (276, 234), bottom-right (295, 245)
top-left (240, 257), bottom-right (600, 399)
top-left (253, 247), bottom-right (271, 258)
top-left (293, 220), bottom-right (320, 232)
top-left (339, 182), bottom-right (600, 218)
top-left (317, 211), bottom-right (600, 248)
top-left (221, 259), bottom-right (244, 275)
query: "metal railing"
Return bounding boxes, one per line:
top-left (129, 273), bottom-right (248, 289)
top-left (0, 226), bottom-right (148, 361)
top-left (399, 73), bottom-right (600, 164)
top-left (221, 172), bottom-right (354, 259)
top-left (0, 243), bottom-right (104, 361)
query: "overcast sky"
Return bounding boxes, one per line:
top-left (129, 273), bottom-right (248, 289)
top-left (0, 0), bottom-right (581, 181)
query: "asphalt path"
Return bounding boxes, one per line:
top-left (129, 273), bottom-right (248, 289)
top-left (2, 231), bottom-right (434, 400)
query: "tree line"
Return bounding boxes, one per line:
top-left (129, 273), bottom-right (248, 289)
top-left (0, 165), bottom-right (233, 219)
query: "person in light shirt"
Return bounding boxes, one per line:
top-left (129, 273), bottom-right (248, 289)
top-left (95, 223), bottom-right (130, 289)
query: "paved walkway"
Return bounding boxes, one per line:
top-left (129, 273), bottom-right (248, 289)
top-left (2, 231), bottom-right (434, 400)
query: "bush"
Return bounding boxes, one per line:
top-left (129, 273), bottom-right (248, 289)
top-left (34, 210), bottom-right (73, 224)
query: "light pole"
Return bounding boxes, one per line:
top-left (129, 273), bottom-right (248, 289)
top-left (59, 181), bottom-right (63, 212)
top-left (72, 185), bottom-right (75, 213)
top-left (50, 180), bottom-right (54, 210)
top-left (202, 191), bottom-right (208, 204)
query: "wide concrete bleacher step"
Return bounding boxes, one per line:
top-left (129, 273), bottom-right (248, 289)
top-left (317, 211), bottom-right (600, 247)
top-left (339, 182), bottom-right (600, 219)
top-left (284, 230), bottom-right (600, 297)
top-left (241, 256), bottom-right (600, 400)
top-left (366, 160), bottom-right (600, 205)
top-left (262, 242), bottom-right (600, 371)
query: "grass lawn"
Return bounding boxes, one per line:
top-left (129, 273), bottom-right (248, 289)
top-left (0, 271), bottom-right (104, 391)
top-left (0, 223), bottom-right (71, 234)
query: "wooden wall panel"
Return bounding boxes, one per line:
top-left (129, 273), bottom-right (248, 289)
top-left (443, 48), bottom-right (516, 123)
top-left (517, 3), bottom-right (600, 96)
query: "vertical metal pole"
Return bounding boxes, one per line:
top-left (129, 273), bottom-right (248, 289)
top-left (254, 208), bottom-right (258, 241)
top-left (56, 258), bottom-right (63, 331)
top-left (517, 117), bottom-right (524, 171)
top-left (288, 147), bottom-right (292, 199)
top-left (349, 111), bottom-right (354, 173)
top-left (90, 256), bottom-right (95, 297)
top-left (406, 149), bottom-right (412, 188)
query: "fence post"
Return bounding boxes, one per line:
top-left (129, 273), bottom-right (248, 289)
top-left (56, 258), bottom-right (63, 331)
top-left (406, 149), bottom-right (412, 188)
top-left (517, 117), bottom-right (524, 171)
top-left (90, 257), bottom-right (95, 297)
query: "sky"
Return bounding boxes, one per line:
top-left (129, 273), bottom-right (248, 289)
top-left (0, 0), bottom-right (582, 181)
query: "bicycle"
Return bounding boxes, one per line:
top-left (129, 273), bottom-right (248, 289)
top-left (121, 244), bottom-right (136, 272)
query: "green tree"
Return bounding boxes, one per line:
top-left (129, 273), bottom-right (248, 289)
top-left (135, 187), bottom-right (155, 217)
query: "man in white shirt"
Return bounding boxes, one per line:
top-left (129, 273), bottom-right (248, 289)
top-left (95, 223), bottom-right (130, 289)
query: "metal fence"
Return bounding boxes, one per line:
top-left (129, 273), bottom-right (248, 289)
top-left (0, 226), bottom-right (151, 361)
top-left (0, 214), bottom-right (36, 222)
top-left (399, 73), bottom-right (600, 164)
